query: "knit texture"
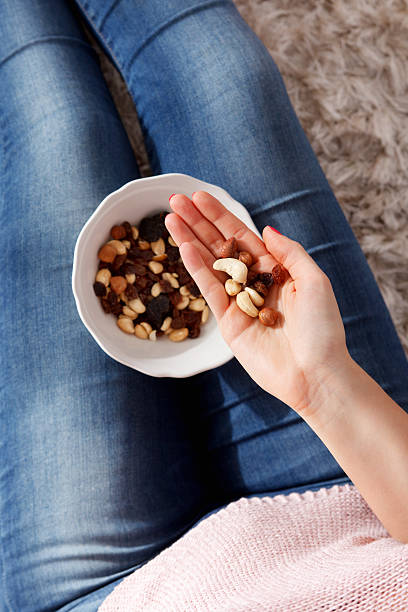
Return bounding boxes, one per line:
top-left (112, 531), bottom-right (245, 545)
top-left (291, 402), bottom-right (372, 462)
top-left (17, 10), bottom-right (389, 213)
top-left (98, 484), bottom-right (408, 611)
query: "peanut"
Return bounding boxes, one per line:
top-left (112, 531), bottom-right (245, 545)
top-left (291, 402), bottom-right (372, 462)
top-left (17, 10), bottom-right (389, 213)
top-left (107, 240), bottom-right (127, 255)
top-left (169, 328), bottom-right (189, 342)
top-left (258, 307), bottom-right (279, 327)
top-left (121, 240), bottom-right (131, 249)
top-left (122, 306), bottom-right (138, 320)
top-left (179, 285), bottom-right (190, 296)
top-left (138, 239), bottom-right (150, 250)
top-left (96, 268), bottom-right (111, 286)
top-left (131, 226), bottom-right (139, 240)
top-left (134, 324), bottom-right (149, 339)
top-left (152, 253), bottom-right (167, 262)
top-left (201, 305), bottom-right (209, 324)
top-left (140, 322), bottom-right (153, 334)
top-left (117, 317), bottom-right (135, 334)
top-left (151, 282), bottom-right (162, 297)
top-left (162, 272), bottom-right (179, 289)
top-left (128, 297), bottom-right (146, 314)
top-left (168, 235), bottom-right (177, 247)
top-left (151, 237), bottom-right (165, 256)
top-left (176, 296), bottom-right (189, 310)
top-left (125, 273), bottom-right (136, 284)
top-left (160, 316), bottom-right (172, 331)
top-left (148, 261), bottom-right (164, 274)
top-left (189, 297), bottom-right (206, 312)
top-left (149, 330), bottom-right (157, 342)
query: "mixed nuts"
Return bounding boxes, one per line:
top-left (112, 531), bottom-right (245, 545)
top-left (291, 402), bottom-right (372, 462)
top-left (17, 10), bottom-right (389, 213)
top-left (94, 211), bottom-right (210, 342)
top-left (212, 236), bottom-right (287, 326)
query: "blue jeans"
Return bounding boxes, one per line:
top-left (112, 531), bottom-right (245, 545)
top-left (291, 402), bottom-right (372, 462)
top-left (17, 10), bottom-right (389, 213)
top-left (1, 1), bottom-right (407, 610)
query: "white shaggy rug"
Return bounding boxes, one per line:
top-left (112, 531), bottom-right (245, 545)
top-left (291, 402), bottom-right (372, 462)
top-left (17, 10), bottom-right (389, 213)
top-left (80, 0), bottom-right (408, 357)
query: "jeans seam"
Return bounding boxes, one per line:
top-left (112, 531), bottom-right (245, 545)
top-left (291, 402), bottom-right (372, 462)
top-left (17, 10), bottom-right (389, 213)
top-left (0, 35), bottom-right (97, 69)
top-left (123, 0), bottom-right (234, 74)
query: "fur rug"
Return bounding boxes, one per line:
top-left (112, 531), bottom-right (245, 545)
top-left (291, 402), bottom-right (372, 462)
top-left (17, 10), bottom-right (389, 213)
top-left (81, 0), bottom-right (408, 357)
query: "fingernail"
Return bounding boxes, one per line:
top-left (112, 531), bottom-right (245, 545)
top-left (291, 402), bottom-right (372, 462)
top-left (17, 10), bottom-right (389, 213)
top-left (169, 194), bottom-right (176, 202)
top-left (191, 192), bottom-right (197, 198)
top-left (268, 226), bottom-right (282, 235)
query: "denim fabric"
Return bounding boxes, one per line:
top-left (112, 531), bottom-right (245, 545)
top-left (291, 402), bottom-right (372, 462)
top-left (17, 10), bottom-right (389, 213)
top-left (1, 0), bottom-right (407, 610)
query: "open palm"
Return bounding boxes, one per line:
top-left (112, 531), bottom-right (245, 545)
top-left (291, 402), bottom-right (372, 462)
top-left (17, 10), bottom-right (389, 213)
top-left (165, 191), bottom-right (350, 417)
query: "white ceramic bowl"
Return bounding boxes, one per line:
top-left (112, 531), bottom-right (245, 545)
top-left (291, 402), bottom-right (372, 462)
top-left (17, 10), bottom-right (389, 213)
top-left (72, 173), bottom-right (261, 378)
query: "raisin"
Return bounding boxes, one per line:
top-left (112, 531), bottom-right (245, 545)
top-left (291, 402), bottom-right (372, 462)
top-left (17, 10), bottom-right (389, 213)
top-left (107, 291), bottom-right (117, 305)
top-left (111, 302), bottom-right (123, 316)
top-left (272, 263), bottom-right (287, 286)
top-left (169, 291), bottom-right (182, 306)
top-left (138, 211), bottom-right (168, 242)
top-left (101, 298), bottom-right (112, 313)
top-left (159, 280), bottom-right (173, 293)
top-left (171, 317), bottom-right (185, 329)
top-left (166, 246), bottom-right (180, 262)
top-left (98, 260), bottom-right (112, 272)
top-left (176, 263), bottom-right (191, 285)
top-left (188, 326), bottom-right (200, 339)
top-left (122, 262), bottom-right (146, 276)
top-left (258, 272), bottom-right (274, 288)
top-left (252, 281), bottom-right (268, 297)
top-left (182, 311), bottom-right (201, 325)
top-left (187, 281), bottom-right (201, 297)
top-left (111, 253), bottom-right (127, 272)
top-left (93, 281), bottom-right (106, 297)
top-left (134, 275), bottom-right (149, 289)
top-left (125, 284), bottom-right (138, 299)
top-left (145, 294), bottom-right (170, 328)
top-left (122, 221), bottom-right (132, 237)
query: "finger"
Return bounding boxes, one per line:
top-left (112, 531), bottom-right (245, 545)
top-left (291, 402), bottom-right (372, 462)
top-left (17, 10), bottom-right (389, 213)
top-left (169, 194), bottom-right (226, 258)
top-left (164, 212), bottom-right (216, 271)
top-left (192, 191), bottom-right (267, 259)
top-left (262, 226), bottom-right (325, 282)
top-left (178, 241), bottom-right (229, 320)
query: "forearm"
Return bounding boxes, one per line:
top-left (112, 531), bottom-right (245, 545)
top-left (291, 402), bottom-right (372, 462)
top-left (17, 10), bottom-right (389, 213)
top-left (302, 355), bottom-right (408, 543)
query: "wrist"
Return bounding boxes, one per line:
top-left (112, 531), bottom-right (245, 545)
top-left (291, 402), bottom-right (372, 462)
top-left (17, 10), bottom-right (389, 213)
top-left (297, 352), bottom-right (362, 429)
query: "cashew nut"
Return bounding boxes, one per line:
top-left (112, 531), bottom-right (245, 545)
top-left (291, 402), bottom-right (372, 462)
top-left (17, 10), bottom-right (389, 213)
top-left (245, 286), bottom-right (264, 307)
top-left (225, 279), bottom-right (241, 296)
top-left (236, 291), bottom-right (259, 317)
top-left (213, 258), bottom-right (248, 284)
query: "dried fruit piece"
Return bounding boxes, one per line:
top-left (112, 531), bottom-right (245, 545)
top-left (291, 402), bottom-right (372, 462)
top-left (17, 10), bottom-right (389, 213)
top-left (111, 225), bottom-right (127, 240)
top-left (98, 244), bottom-right (117, 263)
top-left (259, 307), bottom-right (279, 327)
top-left (139, 211), bottom-right (168, 242)
top-left (272, 263), bottom-right (287, 286)
top-left (252, 280), bottom-right (268, 297)
top-left (258, 272), bottom-right (274, 288)
top-left (93, 281), bottom-right (106, 297)
top-left (110, 276), bottom-right (127, 295)
top-left (145, 294), bottom-right (170, 329)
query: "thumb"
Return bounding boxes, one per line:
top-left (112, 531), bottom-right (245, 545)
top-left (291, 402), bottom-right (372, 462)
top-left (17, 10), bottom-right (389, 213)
top-left (262, 226), bottom-right (324, 282)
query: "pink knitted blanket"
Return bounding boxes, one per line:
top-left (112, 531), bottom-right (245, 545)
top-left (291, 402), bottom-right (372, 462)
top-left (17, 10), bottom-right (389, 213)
top-left (99, 484), bottom-right (408, 611)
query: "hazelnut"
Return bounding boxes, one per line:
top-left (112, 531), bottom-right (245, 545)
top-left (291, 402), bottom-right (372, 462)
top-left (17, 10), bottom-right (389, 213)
top-left (258, 307), bottom-right (279, 327)
top-left (238, 251), bottom-right (253, 267)
top-left (219, 237), bottom-right (237, 258)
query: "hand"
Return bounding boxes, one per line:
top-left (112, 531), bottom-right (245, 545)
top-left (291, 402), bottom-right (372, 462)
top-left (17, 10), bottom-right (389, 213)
top-left (165, 191), bottom-right (352, 417)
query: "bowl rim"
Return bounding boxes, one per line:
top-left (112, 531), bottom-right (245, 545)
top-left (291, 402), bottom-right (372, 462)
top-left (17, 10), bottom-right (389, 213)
top-left (72, 173), bottom-right (261, 377)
